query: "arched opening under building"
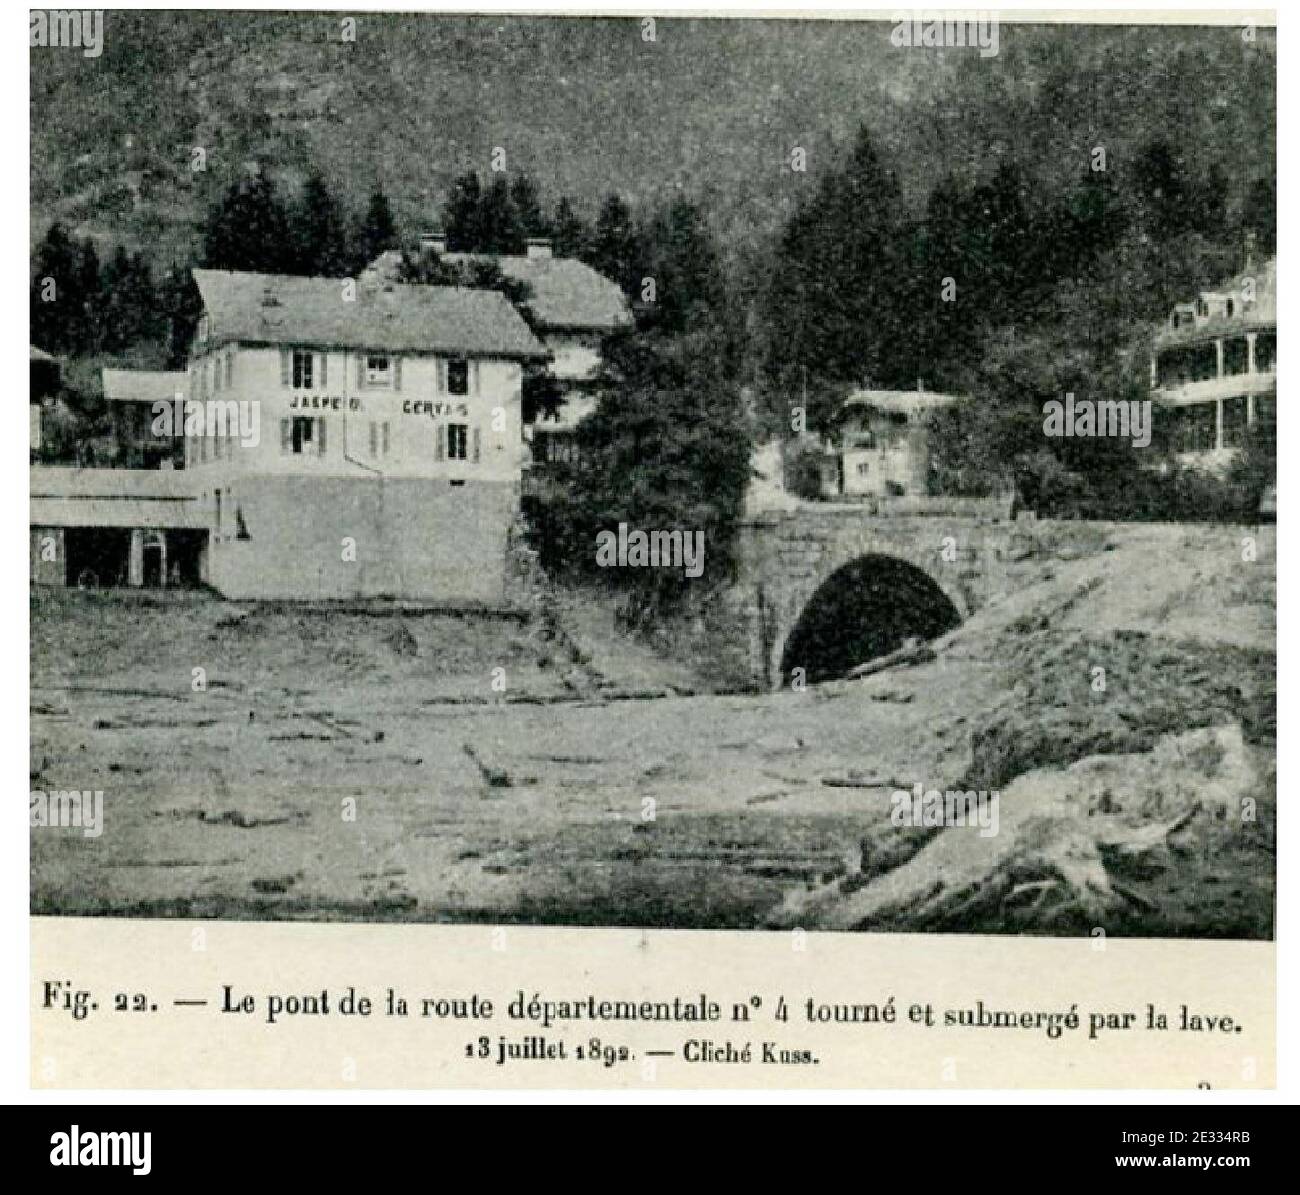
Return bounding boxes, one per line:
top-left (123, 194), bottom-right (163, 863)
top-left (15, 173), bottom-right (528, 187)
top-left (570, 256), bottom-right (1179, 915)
top-left (142, 530), bottom-right (167, 588)
top-left (779, 554), bottom-right (962, 686)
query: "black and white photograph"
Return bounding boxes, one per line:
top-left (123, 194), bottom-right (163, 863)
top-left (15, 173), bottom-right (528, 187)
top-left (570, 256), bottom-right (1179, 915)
top-left (28, 6), bottom-right (1276, 953)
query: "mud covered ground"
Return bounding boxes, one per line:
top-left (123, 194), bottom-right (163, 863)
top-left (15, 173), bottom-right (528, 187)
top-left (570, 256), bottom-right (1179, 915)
top-left (30, 520), bottom-right (1275, 937)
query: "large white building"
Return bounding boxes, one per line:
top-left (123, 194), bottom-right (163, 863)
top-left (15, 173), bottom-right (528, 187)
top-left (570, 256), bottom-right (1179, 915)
top-left (31, 268), bottom-right (548, 602)
top-left (1151, 255), bottom-right (1276, 468)
top-left (366, 234), bottom-right (633, 467)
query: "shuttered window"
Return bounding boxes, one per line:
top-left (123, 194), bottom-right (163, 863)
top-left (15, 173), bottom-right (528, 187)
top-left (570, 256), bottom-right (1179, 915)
top-left (287, 417), bottom-right (316, 455)
top-left (292, 350), bottom-right (314, 389)
top-left (435, 424), bottom-right (445, 461)
top-left (280, 349), bottom-right (290, 387)
top-left (280, 418), bottom-right (292, 455)
top-left (472, 426), bottom-right (481, 463)
top-left (319, 352), bottom-right (328, 388)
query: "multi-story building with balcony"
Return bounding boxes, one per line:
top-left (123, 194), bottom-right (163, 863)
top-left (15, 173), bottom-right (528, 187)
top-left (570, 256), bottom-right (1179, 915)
top-left (1151, 255), bottom-right (1276, 469)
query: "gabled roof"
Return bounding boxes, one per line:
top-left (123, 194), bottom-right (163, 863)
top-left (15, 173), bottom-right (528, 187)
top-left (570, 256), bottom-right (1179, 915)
top-left (30, 345), bottom-right (56, 362)
top-left (1155, 256), bottom-right (1276, 347)
top-left (102, 369), bottom-right (187, 404)
top-left (192, 269), bottom-right (548, 360)
top-left (1217, 255), bottom-right (1277, 321)
top-left (439, 252), bottom-right (633, 333)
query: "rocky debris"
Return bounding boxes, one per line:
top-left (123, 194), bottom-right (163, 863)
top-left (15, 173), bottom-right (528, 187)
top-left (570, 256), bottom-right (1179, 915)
top-left (384, 621), bottom-right (420, 657)
top-left (820, 772), bottom-right (890, 789)
top-left (213, 608), bottom-right (252, 632)
top-left (846, 637), bottom-right (936, 680)
top-left (869, 688), bottom-right (915, 703)
top-left (199, 807), bottom-right (307, 829)
top-left (767, 724), bottom-right (1257, 933)
top-left (251, 873), bottom-right (299, 894)
top-left (463, 742), bottom-right (512, 788)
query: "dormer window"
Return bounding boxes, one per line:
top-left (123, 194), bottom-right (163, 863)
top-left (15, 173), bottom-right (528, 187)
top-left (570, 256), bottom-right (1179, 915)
top-left (366, 354), bottom-right (393, 387)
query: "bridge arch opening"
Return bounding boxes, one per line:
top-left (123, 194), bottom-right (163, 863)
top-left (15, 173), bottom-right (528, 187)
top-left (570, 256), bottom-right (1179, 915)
top-left (778, 554), bottom-right (961, 686)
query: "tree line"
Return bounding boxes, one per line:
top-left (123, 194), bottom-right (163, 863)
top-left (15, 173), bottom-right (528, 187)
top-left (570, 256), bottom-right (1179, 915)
top-left (30, 122), bottom-right (1276, 584)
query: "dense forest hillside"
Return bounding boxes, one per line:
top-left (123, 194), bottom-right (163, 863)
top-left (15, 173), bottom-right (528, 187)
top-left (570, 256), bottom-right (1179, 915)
top-left (30, 14), bottom-right (1276, 548)
top-left (32, 14), bottom-right (1274, 267)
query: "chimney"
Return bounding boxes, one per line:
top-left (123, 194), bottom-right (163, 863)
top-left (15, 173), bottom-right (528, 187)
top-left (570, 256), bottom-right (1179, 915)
top-left (420, 229), bottom-right (448, 256)
top-left (525, 237), bottom-right (553, 260)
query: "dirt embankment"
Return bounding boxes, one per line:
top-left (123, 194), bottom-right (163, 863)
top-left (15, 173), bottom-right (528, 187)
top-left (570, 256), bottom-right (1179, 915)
top-left (769, 520), bottom-right (1275, 937)
top-left (30, 521), bottom-right (1274, 936)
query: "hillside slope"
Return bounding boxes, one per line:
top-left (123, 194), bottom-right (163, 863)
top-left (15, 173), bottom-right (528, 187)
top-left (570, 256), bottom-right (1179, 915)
top-left (31, 14), bottom-right (1275, 267)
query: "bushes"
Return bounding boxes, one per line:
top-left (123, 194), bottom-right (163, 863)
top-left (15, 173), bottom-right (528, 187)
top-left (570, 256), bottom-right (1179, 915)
top-left (785, 439), bottom-right (834, 502)
top-left (1012, 454), bottom-right (1270, 524)
top-left (927, 394), bottom-right (1275, 524)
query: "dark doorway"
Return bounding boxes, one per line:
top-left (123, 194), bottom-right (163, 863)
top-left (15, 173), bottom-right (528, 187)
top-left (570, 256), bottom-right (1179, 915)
top-left (166, 530), bottom-right (207, 588)
top-left (779, 554), bottom-right (961, 686)
top-left (64, 528), bottom-right (131, 589)
top-left (142, 531), bottom-right (165, 588)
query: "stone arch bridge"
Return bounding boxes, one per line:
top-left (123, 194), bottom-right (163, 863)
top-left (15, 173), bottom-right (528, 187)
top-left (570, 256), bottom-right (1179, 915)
top-left (730, 500), bottom-right (1014, 689)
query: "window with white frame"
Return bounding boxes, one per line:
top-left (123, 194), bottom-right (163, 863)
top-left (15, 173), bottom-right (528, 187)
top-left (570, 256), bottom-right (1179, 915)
top-left (366, 354), bottom-right (393, 387)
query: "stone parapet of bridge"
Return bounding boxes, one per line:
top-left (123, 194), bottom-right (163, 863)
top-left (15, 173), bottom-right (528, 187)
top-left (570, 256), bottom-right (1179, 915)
top-left (729, 498), bottom-right (1014, 689)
